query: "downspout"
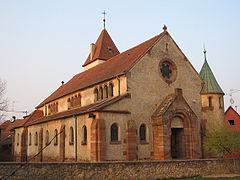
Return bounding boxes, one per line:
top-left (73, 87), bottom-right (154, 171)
top-left (74, 115), bottom-right (78, 162)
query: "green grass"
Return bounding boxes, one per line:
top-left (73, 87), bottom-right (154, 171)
top-left (156, 176), bottom-right (240, 180)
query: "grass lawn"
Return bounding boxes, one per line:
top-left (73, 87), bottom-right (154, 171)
top-left (157, 176), bottom-right (240, 180)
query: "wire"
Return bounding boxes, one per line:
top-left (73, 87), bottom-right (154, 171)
top-left (0, 129), bottom-right (64, 180)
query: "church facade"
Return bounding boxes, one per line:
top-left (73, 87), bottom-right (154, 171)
top-left (13, 25), bottom-right (225, 162)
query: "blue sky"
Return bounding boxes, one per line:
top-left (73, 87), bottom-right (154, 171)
top-left (0, 0), bottom-right (240, 119)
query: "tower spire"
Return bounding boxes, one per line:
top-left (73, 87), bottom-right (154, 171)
top-left (203, 44), bottom-right (207, 62)
top-left (102, 10), bottom-right (106, 29)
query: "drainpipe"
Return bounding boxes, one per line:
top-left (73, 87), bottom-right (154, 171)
top-left (117, 77), bottom-right (120, 96)
top-left (74, 115), bottom-right (78, 162)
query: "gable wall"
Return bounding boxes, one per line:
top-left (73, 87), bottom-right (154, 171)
top-left (224, 107), bottom-right (240, 131)
top-left (126, 33), bottom-right (203, 159)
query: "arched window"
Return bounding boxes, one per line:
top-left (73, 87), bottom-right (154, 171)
top-left (139, 124), bottom-right (146, 141)
top-left (67, 98), bottom-right (71, 109)
top-left (17, 133), bottom-right (20, 146)
top-left (78, 94), bottom-right (81, 106)
top-left (74, 95), bottom-right (78, 107)
top-left (69, 127), bottom-right (74, 145)
top-left (50, 104), bottom-right (53, 114)
top-left (48, 105), bottom-right (51, 115)
top-left (35, 132), bottom-right (38, 146)
top-left (54, 129), bottom-right (58, 145)
top-left (56, 102), bottom-right (58, 112)
top-left (45, 130), bottom-right (49, 145)
top-left (29, 133), bottom-right (32, 146)
top-left (111, 123), bottom-right (118, 142)
top-left (109, 83), bottom-right (114, 97)
top-left (82, 125), bottom-right (87, 145)
top-left (70, 97), bottom-right (74, 108)
top-left (94, 88), bottom-right (99, 102)
top-left (99, 87), bottom-right (103, 100)
top-left (104, 85), bottom-right (108, 99)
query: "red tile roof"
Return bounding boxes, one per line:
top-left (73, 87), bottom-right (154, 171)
top-left (83, 29), bottom-right (120, 67)
top-left (28, 93), bottom-right (130, 127)
top-left (0, 119), bottom-right (25, 143)
top-left (0, 110), bottom-right (44, 143)
top-left (37, 31), bottom-right (166, 108)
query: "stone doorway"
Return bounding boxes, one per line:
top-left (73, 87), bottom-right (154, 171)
top-left (171, 128), bottom-right (184, 159)
top-left (171, 116), bottom-right (184, 159)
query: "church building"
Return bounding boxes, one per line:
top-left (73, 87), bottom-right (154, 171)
top-left (13, 24), bottom-right (225, 162)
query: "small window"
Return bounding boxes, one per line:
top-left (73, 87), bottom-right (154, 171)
top-left (69, 127), bottom-right (74, 145)
top-left (104, 85), bottom-right (108, 99)
top-left (17, 133), bottom-right (20, 146)
top-left (45, 130), bottom-right (49, 145)
top-left (48, 105), bottom-right (51, 115)
top-left (56, 102), bottom-right (59, 112)
top-left (74, 95), bottom-right (78, 107)
top-left (228, 120), bottom-right (235, 125)
top-left (78, 94), bottom-right (81, 106)
top-left (54, 129), bottom-right (58, 145)
top-left (82, 125), bottom-right (87, 145)
top-left (35, 132), bottom-right (38, 146)
top-left (208, 97), bottom-right (212, 107)
top-left (70, 97), bottom-right (74, 108)
top-left (67, 98), bottom-right (71, 109)
top-left (111, 123), bottom-right (118, 142)
top-left (109, 83), bottom-right (114, 97)
top-left (94, 88), bottom-right (99, 102)
top-left (99, 87), bottom-right (103, 100)
top-left (219, 97), bottom-right (222, 108)
top-left (29, 133), bottom-right (32, 146)
top-left (139, 124), bottom-right (146, 141)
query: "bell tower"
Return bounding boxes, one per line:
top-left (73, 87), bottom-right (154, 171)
top-left (200, 49), bottom-right (225, 157)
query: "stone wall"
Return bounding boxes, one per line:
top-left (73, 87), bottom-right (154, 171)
top-left (0, 159), bottom-right (239, 180)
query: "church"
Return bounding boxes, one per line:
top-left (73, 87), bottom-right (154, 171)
top-left (13, 24), bottom-right (225, 162)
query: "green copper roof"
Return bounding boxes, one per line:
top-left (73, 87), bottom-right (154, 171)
top-left (199, 52), bottom-right (224, 94)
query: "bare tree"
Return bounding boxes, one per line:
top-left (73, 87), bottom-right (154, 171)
top-left (0, 78), bottom-right (8, 123)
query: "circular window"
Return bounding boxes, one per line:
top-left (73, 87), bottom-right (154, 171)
top-left (159, 59), bottom-right (177, 84)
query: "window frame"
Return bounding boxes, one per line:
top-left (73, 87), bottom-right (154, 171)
top-left (139, 124), bottom-right (147, 142)
top-left (54, 129), bottom-right (58, 145)
top-left (69, 127), bottom-right (74, 145)
top-left (82, 125), bottom-right (87, 145)
top-left (110, 123), bottom-right (119, 143)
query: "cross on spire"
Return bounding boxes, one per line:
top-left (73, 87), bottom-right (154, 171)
top-left (102, 10), bottom-right (106, 29)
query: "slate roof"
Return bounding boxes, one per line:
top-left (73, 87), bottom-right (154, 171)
top-left (200, 57), bottom-right (224, 94)
top-left (28, 93), bottom-right (130, 127)
top-left (83, 29), bottom-right (120, 67)
top-left (37, 31), bottom-right (166, 108)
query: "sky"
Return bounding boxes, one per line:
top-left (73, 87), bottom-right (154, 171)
top-left (0, 0), bottom-right (240, 120)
